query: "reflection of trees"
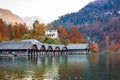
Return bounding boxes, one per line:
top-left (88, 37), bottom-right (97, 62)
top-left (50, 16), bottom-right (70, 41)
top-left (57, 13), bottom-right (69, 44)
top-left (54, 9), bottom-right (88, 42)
top-left (27, 56), bottom-right (46, 79)
top-left (58, 55), bottom-right (68, 79)
top-left (59, 64), bottom-right (83, 80)
top-left (90, 54), bottom-right (99, 65)
top-left (106, 54), bottom-right (120, 71)
top-left (1, 54), bottom-right (120, 80)
top-left (58, 55), bottom-right (85, 80)
top-left (87, 54), bottom-right (120, 80)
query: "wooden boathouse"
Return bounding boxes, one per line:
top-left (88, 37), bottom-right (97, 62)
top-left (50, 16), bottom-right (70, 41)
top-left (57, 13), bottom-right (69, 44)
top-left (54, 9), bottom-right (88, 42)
top-left (0, 39), bottom-right (90, 56)
top-left (66, 44), bottom-right (90, 54)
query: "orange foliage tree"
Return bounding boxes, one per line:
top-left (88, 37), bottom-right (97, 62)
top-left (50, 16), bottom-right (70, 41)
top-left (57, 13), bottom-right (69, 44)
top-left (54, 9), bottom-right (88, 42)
top-left (7, 24), bottom-right (14, 40)
top-left (0, 19), bottom-right (8, 40)
top-left (58, 26), bottom-right (68, 38)
top-left (90, 43), bottom-right (99, 53)
top-left (19, 24), bottom-right (28, 37)
top-left (0, 32), bottom-right (2, 41)
top-left (68, 26), bottom-right (82, 43)
top-left (108, 43), bottom-right (120, 51)
top-left (57, 26), bottom-right (69, 44)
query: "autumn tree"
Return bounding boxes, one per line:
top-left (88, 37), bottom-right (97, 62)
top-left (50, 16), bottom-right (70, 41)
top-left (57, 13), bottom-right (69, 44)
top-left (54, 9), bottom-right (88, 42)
top-left (0, 19), bottom-right (8, 40)
top-left (58, 26), bottom-right (68, 38)
top-left (13, 23), bottom-right (20, 40)
top-left (33, 20), bottom-right (39, 35)
top-left (0, 32), bottom-right (2, 42)
top-left (7, 24), bottom-right (13, 40)
top-left (22, 34), bottom-right (32, 39)
top-left (35, 23), bottom-right (45, 36)
top-left (57, 26), bottom-right (69, 44)
top-left (90, 43), bottom-right (99, 53)
top-left (19, 23), bottom-right (28, 38)
top-left (68, 26), bottom-right (82, 43)
top-left (32, 20), bottom-right (46, 41)
top-left (0, 19), bottom-right (30, 41)
top-left (108, 43), bottom-right (120, 52)
top-left (0, 19), bottom-right (4, 40)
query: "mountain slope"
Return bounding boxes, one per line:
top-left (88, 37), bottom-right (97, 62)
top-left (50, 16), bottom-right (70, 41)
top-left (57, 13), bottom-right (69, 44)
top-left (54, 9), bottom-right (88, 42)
top-left (0, 8), bottom-right (24, 24)
top-left (50, 0), bottom-right (120, 51)
top-left (50, 0), bottom-right (120, 27)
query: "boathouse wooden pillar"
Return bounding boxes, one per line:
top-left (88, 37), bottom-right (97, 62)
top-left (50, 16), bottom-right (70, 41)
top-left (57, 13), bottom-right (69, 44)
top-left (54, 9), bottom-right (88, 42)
top-left (28, 44), bottom-right (38, 56)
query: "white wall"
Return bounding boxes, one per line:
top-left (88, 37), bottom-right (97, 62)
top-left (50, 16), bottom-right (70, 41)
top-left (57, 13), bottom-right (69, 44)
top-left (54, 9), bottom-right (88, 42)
top-left (45, 30), bottom-right (58, 39)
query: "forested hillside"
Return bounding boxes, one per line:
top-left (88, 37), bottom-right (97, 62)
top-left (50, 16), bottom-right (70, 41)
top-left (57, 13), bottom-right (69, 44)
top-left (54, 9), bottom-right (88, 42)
top-left (50, 0), bottom-right (120, 51)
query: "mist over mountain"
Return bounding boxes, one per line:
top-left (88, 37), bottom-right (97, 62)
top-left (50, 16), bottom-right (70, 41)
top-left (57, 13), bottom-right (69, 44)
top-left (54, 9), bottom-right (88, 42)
top-left (23, 16), bottom-right (47, 28)
top-left (0, 8), bottom-right (46, 28)
top-left (50, 0), bottom-right (120, 51)
top-left (0, 8), bottom-right (24, 24)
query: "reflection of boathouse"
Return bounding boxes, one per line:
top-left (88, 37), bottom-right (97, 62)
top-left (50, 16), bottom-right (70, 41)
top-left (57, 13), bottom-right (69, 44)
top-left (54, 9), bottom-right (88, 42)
top-left (0, 39), bottom-right (90, 55)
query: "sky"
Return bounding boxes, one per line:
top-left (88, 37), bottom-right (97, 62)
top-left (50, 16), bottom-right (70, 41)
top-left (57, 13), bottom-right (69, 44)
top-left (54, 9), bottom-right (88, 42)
top-left (0, 0), bottom-right (95, 23)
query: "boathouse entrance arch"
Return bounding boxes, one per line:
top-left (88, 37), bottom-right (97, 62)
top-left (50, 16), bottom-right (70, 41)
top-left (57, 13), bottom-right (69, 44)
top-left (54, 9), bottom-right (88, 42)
top-left (62, 47), bottom-right (67, 51)
top-left (32, 44), bottom-right (38, 50)
top-left (40, 45), bottom-right (46, 51)
top-left (55, 47), bottom-right (60, 52)
top-left (47, 46), bottom-right (53, 52)
top-left (28, 44), bottom-right (38, 56)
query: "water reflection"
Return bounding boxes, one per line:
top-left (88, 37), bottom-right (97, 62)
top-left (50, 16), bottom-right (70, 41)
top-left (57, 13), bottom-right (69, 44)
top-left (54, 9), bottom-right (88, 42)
top-left (0, 53), bottom-right (120, 80)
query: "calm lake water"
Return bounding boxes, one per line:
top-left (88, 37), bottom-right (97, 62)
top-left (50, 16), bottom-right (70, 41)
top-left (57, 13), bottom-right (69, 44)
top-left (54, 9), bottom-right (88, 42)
top-left (0, 53), bottom-right (120, 80)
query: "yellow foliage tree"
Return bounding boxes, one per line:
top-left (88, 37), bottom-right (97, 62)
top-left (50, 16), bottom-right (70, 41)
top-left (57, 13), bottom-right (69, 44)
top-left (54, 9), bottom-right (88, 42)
top-left (36, 24), bottom-right (45, 36)
top-left (13, 23), bottom-right (20, 40)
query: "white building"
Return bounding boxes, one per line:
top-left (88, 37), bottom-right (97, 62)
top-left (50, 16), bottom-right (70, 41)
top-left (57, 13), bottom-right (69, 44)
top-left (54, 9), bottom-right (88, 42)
top-left (45, 30), bottom-right (58, 39)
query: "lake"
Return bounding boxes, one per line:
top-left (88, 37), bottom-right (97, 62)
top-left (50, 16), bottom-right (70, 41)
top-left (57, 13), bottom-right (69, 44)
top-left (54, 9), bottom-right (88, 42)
top-left (0, 53), bottom-right (120, 80)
